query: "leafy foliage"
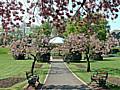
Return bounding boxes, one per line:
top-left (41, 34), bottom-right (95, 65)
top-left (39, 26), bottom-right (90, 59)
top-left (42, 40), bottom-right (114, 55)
top-left (0, 0), bottom-right (120, 32)
top-left (41, 22), bottom-right (51, 36)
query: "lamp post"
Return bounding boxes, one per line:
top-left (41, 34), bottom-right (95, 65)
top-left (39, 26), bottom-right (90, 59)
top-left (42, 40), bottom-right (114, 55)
top-left (23, 22), bottom-right (26, 38)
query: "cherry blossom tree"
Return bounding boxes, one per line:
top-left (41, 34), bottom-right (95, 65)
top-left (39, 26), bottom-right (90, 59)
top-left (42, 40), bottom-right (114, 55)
top-left (1, 0), bottom-right (120, 32)
top-left (64, 13), bottom-right (109, 72)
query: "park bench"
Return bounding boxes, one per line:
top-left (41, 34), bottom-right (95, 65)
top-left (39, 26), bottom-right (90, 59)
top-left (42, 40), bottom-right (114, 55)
top-left (90, 71), bottom-right (108, 87)
top-left (25, 71), bottom-right (42, 90)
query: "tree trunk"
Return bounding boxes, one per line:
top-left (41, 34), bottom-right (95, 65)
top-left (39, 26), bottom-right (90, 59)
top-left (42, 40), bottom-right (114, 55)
top-left (86, 54), bottom-right (91, 72)
top-left (86, 45), bottom-right (91, 72)
top-left (30, 54), bottom-right (37, 75)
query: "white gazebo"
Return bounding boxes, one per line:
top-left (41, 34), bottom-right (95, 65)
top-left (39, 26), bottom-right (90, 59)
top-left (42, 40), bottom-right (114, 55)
top-left (49, 37), bottom-right (64, 44)
top-left (49, 37), bottom-right (65, 61)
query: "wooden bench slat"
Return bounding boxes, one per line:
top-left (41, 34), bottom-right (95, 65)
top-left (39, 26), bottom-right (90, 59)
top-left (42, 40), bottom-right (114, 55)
top-left (90, 71), bottom-right (108, 87)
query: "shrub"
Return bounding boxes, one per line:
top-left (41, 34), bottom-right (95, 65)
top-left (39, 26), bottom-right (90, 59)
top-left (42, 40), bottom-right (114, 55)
top-left (91, 52), bottom-right (103, 60)
top-left (63, 51), bottom-right (82, 62)
top-left (110, 48), bottom-right (119, 54)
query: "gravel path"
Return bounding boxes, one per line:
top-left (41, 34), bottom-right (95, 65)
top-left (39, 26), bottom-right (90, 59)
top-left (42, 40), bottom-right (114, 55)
top-left (42, 60), bottom-right (91, 90)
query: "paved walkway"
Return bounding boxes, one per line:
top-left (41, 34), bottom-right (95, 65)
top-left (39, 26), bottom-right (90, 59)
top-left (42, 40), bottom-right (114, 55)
top-left (41, 59), bottom-right (91, 90)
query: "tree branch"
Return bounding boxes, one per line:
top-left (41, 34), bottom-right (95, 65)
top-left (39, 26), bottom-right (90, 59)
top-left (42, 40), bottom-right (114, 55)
top-left (81, 0), bottom-right (86, 7)
top-left (74, 0), bottom-right (86, 17)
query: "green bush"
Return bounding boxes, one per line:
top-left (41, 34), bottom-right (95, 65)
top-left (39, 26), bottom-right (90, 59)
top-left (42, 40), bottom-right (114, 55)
top-left (110, 48), bottom-right (119, 54)
top-left (108, 54), bottom-right (118, 57)
top-left (90, 53), bottom-right (103, 60)
top-left (112, 46), bottom-right (120, 50)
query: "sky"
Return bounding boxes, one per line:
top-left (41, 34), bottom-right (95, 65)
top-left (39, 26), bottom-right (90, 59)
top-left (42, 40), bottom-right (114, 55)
top-left (108, 11), bottom-right (120, 31)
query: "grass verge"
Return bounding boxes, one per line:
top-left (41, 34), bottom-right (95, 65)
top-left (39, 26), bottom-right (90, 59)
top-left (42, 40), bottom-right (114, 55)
top-left (0, 47), bottom-right (50, 90)
top-left (68, 57), bottom-right (120, 90)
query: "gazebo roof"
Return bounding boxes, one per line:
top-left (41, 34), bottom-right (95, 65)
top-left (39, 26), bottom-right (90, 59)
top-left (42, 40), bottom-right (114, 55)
top-left (49, 37), bottom-right (64, 44)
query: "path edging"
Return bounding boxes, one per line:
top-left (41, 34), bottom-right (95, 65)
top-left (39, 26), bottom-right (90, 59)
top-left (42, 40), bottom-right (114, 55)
top-left (64, 63), bottom-right (93, 85)
top-left (64, 63), bottom-right (88, 85)
top-left (64, 63), bottom-right (93, 89)
top-left (43, 64), bottom-right (51, 84)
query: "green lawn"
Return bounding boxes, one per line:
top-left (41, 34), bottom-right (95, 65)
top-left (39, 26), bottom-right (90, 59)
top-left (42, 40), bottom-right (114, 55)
top-left (68, 57), bottom-right (120, 90)
top-left (0, 47), bottom-right (50, 90)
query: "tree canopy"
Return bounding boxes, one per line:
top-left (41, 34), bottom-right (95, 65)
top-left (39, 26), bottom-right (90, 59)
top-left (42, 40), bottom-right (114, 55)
top-left (0, 0), bottom-right (120, 32)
